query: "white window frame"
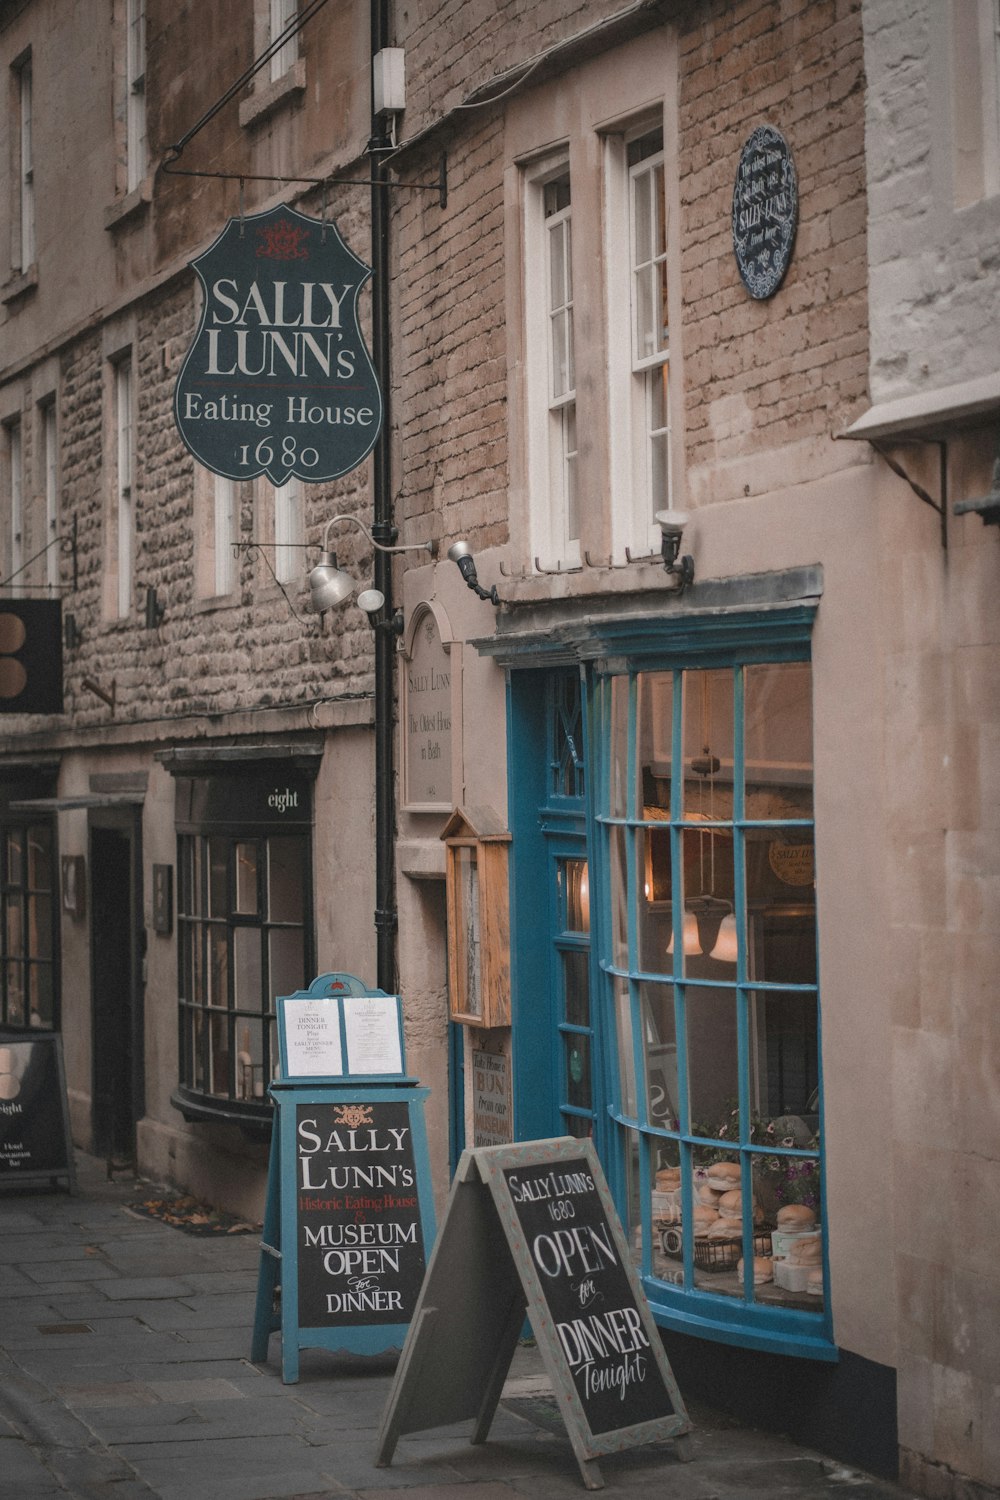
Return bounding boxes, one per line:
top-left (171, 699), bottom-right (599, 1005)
top-left (981, 0), bottom-right (1000, 195)
top-left (126, 0), bottom-right (147, 193)
top-left (269, 0), bottom-right (299, 82)
top-left (16, 55), bottom-right (35, 272)
top-left (213, 476), bottom-right (238, 596)
top-left (114, 356), bottom-right (134, 619)
top-left (605, 118), bottom-right (677, 561)
top-left (41, 402), bottom-right (58, 593)
top-left (7, 420), bottom-right (23, 598)
top-left (523, 155), bottom-right (581, 571)
top-left (273, 477), bottom-right (303, 584)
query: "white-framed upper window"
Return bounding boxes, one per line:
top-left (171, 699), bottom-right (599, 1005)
top-left (213, 476), bottom-right (238, 596)
top-left (114, 356), bottom-right (134, 618)
top-left (273, 477), bottom-right (303, 584)
top-left (41, 402), bottom-right (58, 592)
top-left (6, 420), bottom-right (24, 598)
top-left (269, 0), bottom-right (299, 82)
top-left (981, 0), bottom-right (1000, 195)
top-left (15, 55), bottom-right (35, 271)
top-left (628, 127), bottom-right (671, 538)
top-left (126, 0), bottom-right (147, 192)
top-left (605, 119), bottom-right (676, 560)
top-left (523, 157), bottom-right (580, 570)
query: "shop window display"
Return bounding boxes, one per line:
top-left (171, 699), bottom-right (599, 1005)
top-left (599, 661), bottom-right (825, 1336)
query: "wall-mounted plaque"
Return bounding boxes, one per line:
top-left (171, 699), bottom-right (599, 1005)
top-left (402, 606), bottom-right (453, 811)
top-left (732, 124), bottom-right (798, 300)
top-left (472, 1049), bottom-right (512, 1146)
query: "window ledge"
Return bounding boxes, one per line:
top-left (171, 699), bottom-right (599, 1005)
top-left (239, 59), bottom-right (306, 129)
top-left (171, 1085), bottom-right (273, 1139)
top-left (104, 178), bottom-right (153, 232)
top-left (1, 263), bottom-right (38, 306)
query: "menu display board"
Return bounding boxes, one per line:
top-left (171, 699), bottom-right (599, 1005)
top-left (276, 976), bottom-right (408, 1083)
top-left (377, 1138), bottom-right (690, 1490)
top-left (0, 1033), bottom-right (75, 1190)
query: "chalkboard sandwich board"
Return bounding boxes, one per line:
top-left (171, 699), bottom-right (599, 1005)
top-left (0, 1032), bottom-right (76, 1193)
top-left (376, 1136), bottom-right (691, 1490)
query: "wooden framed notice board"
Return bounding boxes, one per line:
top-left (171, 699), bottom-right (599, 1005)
top-left (376, 1136), bottom-right (691, 1490)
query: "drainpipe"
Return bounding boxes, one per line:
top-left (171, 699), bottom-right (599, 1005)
top-left (371, 0), bottom-right (396, 992)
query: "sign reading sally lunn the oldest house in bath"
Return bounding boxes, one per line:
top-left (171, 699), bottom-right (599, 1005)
top-left (174, 205), bottom-right (383, 484)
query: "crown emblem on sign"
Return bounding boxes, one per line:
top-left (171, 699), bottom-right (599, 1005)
top-left (256, 217), bottom-right (310, 260)
top-left (334, 1104), bottom-right (373, 1128)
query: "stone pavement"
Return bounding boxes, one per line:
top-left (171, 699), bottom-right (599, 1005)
top-left (0, 1153), bottom-right (920, 1500)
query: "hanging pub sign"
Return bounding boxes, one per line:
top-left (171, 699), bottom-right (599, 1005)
top-left (732, 124), bottom-right (798, 300)
top-left (173, 204), bottom-right (383, 485)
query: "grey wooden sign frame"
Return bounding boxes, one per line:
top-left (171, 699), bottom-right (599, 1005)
top-left (376, 1137), bottom-right (691, 1490)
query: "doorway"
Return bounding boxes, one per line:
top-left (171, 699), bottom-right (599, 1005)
top-left (89, 810), bottom-right (144, 1161)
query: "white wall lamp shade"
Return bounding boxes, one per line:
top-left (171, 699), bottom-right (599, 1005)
top-left (308, 551), bottom-right (356, 611)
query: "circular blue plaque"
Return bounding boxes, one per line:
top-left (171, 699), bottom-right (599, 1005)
top-left (732, 124), bottom-right (798, 300)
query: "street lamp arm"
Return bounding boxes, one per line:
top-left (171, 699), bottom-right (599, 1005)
top-left (321, 513), bottom-right (436, 558)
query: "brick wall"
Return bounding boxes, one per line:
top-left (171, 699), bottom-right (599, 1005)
top-left (678, 0), bottom-right (868, 479)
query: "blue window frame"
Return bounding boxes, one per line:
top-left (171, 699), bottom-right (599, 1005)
top-left (503, 591), bottom-right (832, 1359)
top-left (593, 658), bottom-right (832, 1359)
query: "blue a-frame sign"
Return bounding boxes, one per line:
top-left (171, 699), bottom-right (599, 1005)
top-left (251, 974), bottom-right (436, 1383)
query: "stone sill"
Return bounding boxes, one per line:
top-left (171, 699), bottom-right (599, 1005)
top-left (104, 178), bottom-right (153, 232)
top-left (1, 263), bottom-right (38, 306)
top-left (239, 60), bottom-right (306, 129)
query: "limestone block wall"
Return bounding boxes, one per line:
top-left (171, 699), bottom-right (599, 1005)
top-left (862, 0), bottom-right (1000, 399)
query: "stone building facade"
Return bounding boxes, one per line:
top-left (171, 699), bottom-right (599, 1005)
top-left (0, 1), bottom-right (997, 1495)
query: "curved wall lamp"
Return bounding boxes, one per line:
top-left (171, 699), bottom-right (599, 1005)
top-left (308, 514), bottom-right (436, 615)
top-left (447, 540), bottom-right (501, 605)
top-left (656, 509), bottom-right (695, 592)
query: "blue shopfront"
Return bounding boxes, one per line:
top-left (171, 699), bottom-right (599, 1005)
top-left (474, 576), bottom-right (897, 1474)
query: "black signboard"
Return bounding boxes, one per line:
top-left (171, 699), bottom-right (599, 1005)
top-left (174, 205), bottom-right (383, 485)
top-left (502, 1156), bottom-right (673, 1435)
top-left (377, 1138), bottom-right (690, 1490)
top-left (0, 601), bottom-right (63, 715)
top-left (732, 123), bottom-right (798, 299)
top-left (251, 1081), bottom-right (435, 1383)
top-left (295, 1098), bottom-right (426, 1329)
top-left (0, 1033), bottom-right (76, 1190)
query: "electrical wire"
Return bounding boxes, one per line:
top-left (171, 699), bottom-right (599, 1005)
top-left (163, 0), bottom-right (330, 166)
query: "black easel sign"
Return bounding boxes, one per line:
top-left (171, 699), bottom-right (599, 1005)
top-left (376, 1137), bottom-right (691, 1490)
top-left (0, 1033), bottom-right (76, 1191)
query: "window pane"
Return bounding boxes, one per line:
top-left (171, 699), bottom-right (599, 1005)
top-left (27, 826), bottom-right (51, 890)
top-left (269, 925), bottom-right (304, 1002)
top-left (267, 836), bottom-right (304, 923)
top-left (549, 220), bottom-right (567, 308)
top-left (234, 927), bottom-right (261, 1009)
top-left (236, 1019), bottom-right (265, 1101)
top-left (208, 926), bottom-right (228, 1006)
top-left (608, 825), bottom-right (629, 967)
top-left (6, 830), bottom-right (23, 886)
top-left (634, 169), bottom-right (652, 265)
top-left (744, 662), bottom-right (813, 820)
top-left (6, 893), bottom-right (23, 957)
top-left (682, 670), bottom-right (734, 819)
top-left (30, 963), bottom-right (53, 1027)
top-left (686, 986), bottom-right (739, 1134)
top-left (563, 1030), bottom-right (592, 1112)
top-left (641, 981), bottom-right (678, 1129)
top-left (636, 264), bottom-right (655, 360)
top-left (5, 961), bottom-right (25, 1025)
top-left (564, 403), bottom-right (578, 540)
top-left (610, 675), bottom-right (631, 817)
top-left (235, 843), bottom-right (258, 915)
top-left (563, 948), bottom-right (590, 1027)
top-left (208, 838), bottom-right (228, 916)
top-left (615, 977), bottom-right (637, 1117)
top-left (454, 847), bottom-right (481, 1017)
top-left (208, 1011), bottom-right (230, 1095)
top-left (28, 894), bottom-right (52, 957)
top-left (637, 671), bottom-right (673, 817)
top-left (563, 859), bottom-right (590, 934)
